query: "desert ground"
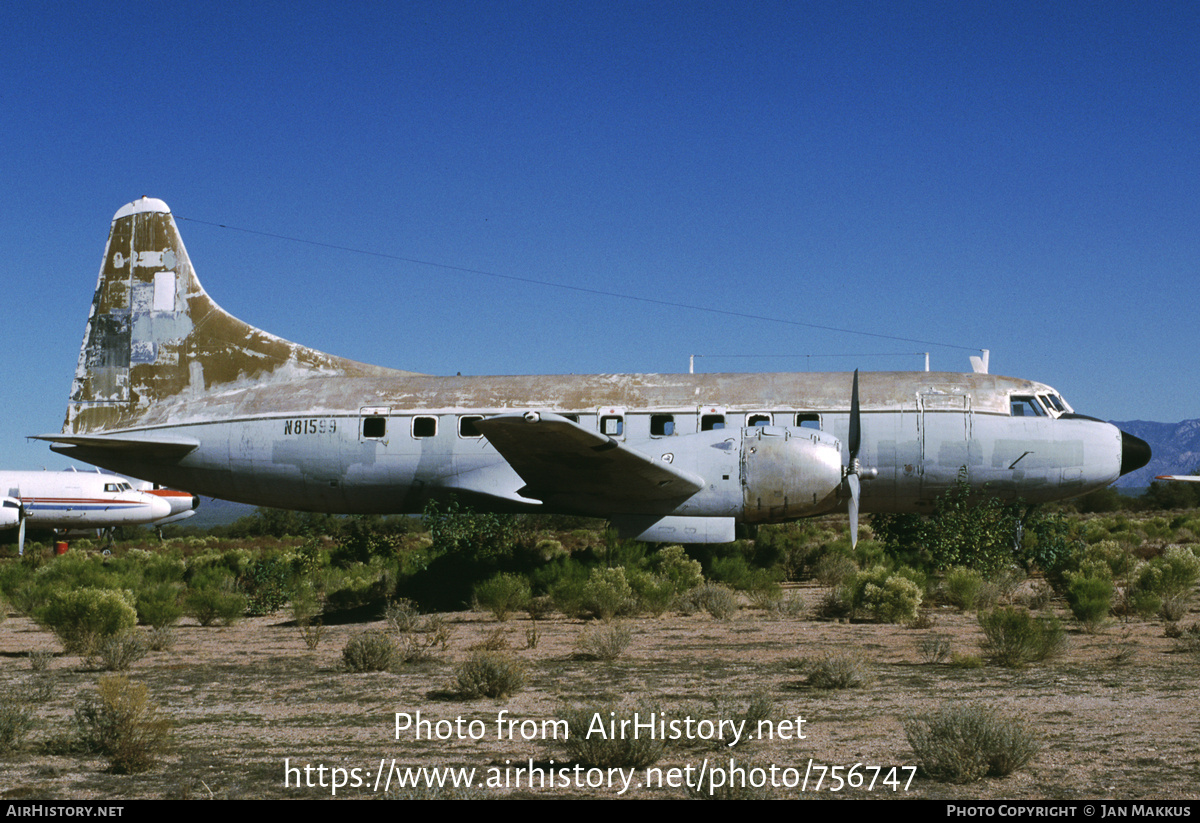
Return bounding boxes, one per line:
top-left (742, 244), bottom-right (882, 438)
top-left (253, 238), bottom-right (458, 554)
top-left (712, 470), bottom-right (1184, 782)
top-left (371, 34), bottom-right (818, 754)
top-left (1, 579), bottom-right (1197, 801)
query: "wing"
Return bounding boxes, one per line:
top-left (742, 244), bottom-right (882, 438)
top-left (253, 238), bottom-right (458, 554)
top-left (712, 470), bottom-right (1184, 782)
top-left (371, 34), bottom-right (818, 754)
top-left (473, 411), bottom-right (704, 508)
top-left (32, 433), bottom-right (199, 459)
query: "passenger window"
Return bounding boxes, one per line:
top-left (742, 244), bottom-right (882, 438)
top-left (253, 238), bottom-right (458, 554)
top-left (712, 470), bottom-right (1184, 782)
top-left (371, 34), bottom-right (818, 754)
top-left (459, 415), bottom-right (483, 438)
top-left (1010, 397), bottom-right (1046, 417)
top-left (701, 414), bottom-right (725, 431)
top-left (795, 413), bottom-right (821, 430)
top-left (748, 414), bottom-right (771, 427)
top-left (413, 416), bottom-right (438, 438)
top-left (362, 416), bottom-right (387, 439)
top-left (650, 414), bottom-right (675, 436)
top-left (600, 415), bottom-right (624, 436)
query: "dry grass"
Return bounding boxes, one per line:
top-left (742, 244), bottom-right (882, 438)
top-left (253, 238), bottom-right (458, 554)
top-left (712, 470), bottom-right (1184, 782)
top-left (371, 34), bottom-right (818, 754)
top-left (0, 581), bottom-right (1196, 799)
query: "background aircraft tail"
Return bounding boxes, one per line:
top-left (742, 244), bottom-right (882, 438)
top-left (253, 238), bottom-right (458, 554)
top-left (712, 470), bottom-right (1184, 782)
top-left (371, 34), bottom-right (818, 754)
top-left (62, 197), bottom-right (414, 437)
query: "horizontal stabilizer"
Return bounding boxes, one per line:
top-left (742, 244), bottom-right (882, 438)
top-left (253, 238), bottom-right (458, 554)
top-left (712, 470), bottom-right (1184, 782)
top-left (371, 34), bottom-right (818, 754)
top-left (474, 411), bottom-right (704, 506)
top-left (33, 433), bottom-right (199, 459)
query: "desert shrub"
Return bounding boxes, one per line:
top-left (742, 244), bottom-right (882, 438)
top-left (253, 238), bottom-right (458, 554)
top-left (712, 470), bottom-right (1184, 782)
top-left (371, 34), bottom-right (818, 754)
top-left (473, 573), bottom-right (531, 622)
top-left (454, 652), bottom-right (525, 699)
top-left (1021, 581), bottom-right (1053, 611)
top-left (341, 631), bottom-right (398, 673)
top-left (942, 567), bottom-right (984, 611)
top-left (574, 623), bottom-right (632, 661)
top-left (1065, 575), bottom-right (1113, 631)
top-left (817, 585), bottom-right (853, 619)
top-left (0, 681), bottom-right (47, 752)
top-left (525, 595), bottom-right (554, 620)
top-left (241, 555), bottom-right (293, 616)
top-left (919, 633), bottom-right (953, 664)
top-left (801, 653), bottom-right (872, 689)
top-left (97, 632), bottom-right (148, 672)
top-left (423, 498), bottom-right (515, 563)
top-left (625, 569), bottom-right (677, 617)
top-left (135, 583), bottom-right (184, 629)
top-left (184, 568), bottom-right (247, 626)
top-left (585, 566), bottom-right (638, 619)
top-left (1137, 547), bottom-right (1200, 610)
top-left (814, 553), bottom-right (858, 587)
top-left (323, 566), bottom-right (392, 612)
top-left (652, 545), bottom-right (703, 592)
top-left (764, 592), bottom-right (806, 618)
top-left (862, 574), bottom-right (922, 623)
top-left (1082, 540), bottom-right (1139, 581)
top-left (871, 477), bottom-right (1023, 573)
top-left (37, 589), bottom-right (138, 656)
top-left (987, 566), bottom-right (1027, 605)
top-left (708, 556), bottom-right (782, 600)
top-left (74, 676), bottom-right (172, 774)
top-left (1161, 593), bottom-right (1192, 623)
top-left (471, 627), bottom-right (511, 651)
top-left (558, 701), bottom-right (667, 768)
top-left (905, 703), bottom-right (1038, 782)
top-left (582, 567), bottom-right (635, 620)
top-left (383, 598), bottom-right (421, 633)
top-left (145, 626), bottom-right (176, 652)
top-left (680, 582), bottom-right (740, 619)
top-left (978, 607), bottom-right (1065, 667)
top-left (547, 574), bottom-right (588, 619)
top-left (1169, 623), bottom-right (1200, 654)
top-left (847, 566), bottom-right (923, 623)
top-left (385, 600), bottom-right (452, 662)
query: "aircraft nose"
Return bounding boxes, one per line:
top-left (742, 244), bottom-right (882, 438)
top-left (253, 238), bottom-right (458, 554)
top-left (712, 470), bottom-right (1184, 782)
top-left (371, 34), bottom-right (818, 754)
top-left (1119, 430), bottom-right (1151, 476)
top-left (147, 494), bottom-right (173, 520)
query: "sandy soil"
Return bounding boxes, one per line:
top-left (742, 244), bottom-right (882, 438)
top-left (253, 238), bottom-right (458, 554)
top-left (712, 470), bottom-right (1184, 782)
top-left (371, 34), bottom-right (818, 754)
top-left (1, 583), bottom-right (1197, 800)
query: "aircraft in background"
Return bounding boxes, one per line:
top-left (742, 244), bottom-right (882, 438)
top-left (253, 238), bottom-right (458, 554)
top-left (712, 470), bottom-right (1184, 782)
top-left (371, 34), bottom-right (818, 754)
top-left (1, 468), bottom-right (197, 554)
top-left (35, 198), bottom-right (1151, 545)
top-left (1156, 475), bottom-right (1200, 482)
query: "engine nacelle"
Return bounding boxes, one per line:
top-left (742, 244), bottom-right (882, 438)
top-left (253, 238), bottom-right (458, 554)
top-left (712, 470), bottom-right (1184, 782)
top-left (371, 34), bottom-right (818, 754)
top-left (0, 497), bottom-right (22, 529)
top-left (741, 426), bottom-right (844, 523)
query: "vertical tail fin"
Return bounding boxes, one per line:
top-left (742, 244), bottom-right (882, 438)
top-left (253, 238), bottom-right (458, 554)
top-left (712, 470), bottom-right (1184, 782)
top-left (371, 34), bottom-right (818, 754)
top-left (64, 197), bottom-right (414, 436)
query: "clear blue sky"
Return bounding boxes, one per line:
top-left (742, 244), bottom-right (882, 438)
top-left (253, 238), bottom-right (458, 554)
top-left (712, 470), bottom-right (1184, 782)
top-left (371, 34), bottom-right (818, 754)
top-left (1, 1), bottom-right (1196, 471)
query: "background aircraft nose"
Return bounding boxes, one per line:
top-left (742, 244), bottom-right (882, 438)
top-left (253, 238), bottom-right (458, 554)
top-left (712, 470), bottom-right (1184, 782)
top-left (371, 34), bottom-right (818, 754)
top-left (1120, 430), bottom-right (1151, 476)
top-left (147, 494), bottom-right (173, 521)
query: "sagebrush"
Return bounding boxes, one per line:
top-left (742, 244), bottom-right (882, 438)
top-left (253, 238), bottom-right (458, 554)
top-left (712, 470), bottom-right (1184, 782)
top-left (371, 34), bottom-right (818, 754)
top-left (905, 703), bottom-right (1038, 782)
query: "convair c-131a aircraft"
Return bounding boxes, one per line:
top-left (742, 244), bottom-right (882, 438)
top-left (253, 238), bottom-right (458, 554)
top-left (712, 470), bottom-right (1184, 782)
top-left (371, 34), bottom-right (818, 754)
top-left (35, 198), bottom-right (1151, 545)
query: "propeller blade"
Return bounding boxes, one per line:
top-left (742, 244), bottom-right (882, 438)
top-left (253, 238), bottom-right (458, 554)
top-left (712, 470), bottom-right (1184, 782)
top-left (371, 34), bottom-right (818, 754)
top-left (847, 473), bottom-right (861, 548)
top-left (849, 369), bottom-right (861, 461)
top-left (17, 516), bottom-right (26, 557)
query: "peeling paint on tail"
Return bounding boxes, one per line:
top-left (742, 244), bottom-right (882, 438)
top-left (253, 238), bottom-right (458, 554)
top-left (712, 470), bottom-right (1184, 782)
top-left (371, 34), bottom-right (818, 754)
top-left (65, 197), bottom-right (420, 436)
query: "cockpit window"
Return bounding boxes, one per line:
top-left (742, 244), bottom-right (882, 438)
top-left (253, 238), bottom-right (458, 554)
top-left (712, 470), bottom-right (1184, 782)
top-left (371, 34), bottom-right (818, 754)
top-left (1041, 394), bottom-right (1066, 414)
top-left (1011, 396), bottom-right (1047, 417)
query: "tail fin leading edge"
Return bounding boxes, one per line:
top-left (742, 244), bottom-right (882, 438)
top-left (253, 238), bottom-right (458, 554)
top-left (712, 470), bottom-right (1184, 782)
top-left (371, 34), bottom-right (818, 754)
top-left (63, 197), bottom-right (414, 437)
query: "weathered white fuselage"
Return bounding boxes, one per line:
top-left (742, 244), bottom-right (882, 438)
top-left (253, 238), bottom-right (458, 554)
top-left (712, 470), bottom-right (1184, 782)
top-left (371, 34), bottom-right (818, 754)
top-left (39, 198), bottom-right (1148, 542)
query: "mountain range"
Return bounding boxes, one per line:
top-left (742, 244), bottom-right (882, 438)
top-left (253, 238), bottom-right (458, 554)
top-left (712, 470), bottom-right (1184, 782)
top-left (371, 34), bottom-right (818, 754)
top-left (1110, 419), bottom-right (1200, 488)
